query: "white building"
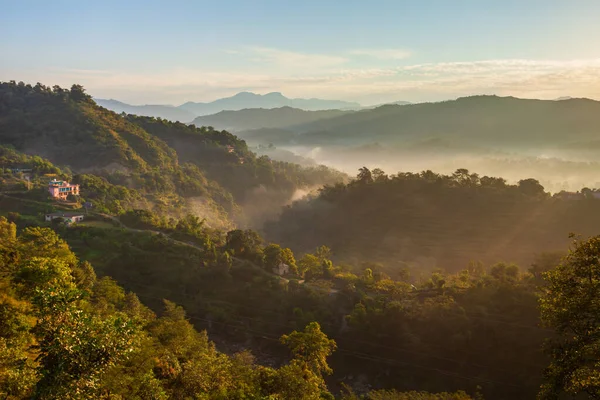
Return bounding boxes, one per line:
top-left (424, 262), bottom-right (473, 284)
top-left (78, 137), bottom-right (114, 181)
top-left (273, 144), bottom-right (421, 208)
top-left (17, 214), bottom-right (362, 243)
top-left (272, 263), bottom-right (290, 276)
top-left (44, 212), bottom-right (85, 224)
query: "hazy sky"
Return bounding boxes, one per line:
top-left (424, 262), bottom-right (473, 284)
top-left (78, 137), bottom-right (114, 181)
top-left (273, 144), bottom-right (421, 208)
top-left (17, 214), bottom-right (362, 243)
top-left (2, 0), bottom-right (600, 105)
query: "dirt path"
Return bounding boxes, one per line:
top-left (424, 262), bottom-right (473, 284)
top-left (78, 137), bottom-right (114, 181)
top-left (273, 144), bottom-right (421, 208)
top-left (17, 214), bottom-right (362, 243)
top-left (95, 212), bottom-right (338, 294)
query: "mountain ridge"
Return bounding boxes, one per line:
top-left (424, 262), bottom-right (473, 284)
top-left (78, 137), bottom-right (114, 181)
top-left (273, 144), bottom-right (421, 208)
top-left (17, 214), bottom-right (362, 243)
top-left (95, 98), bottom-right (197, 122)
top-left (178, 91), bottom-right (362, 116)
top-left (282, 95), bottom-right (600, 147)
top-left (191, 106), bottom-right (352, 132)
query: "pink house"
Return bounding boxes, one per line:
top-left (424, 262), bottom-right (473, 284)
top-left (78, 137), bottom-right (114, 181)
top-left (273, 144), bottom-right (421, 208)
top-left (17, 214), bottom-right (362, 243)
top-left (48, 179), bottom-right (80, 200)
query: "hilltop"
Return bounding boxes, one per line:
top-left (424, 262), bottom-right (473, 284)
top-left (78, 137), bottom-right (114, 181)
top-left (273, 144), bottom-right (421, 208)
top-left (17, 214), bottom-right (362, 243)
top-left (0, 81), bottom-right (346, 227)
top-left (97, 92), bottom-right (363, 120)
top-left (179, 91), bottom-right (361, 116)
top-left (95, 98), bottom-right (197, 122)
top-left (264, 167), bottom-right (600, 272)
top-left (259, 95), bottom-right (600, 148)
top-left (191, 106), bottom-right (351, 132)
top-left (1, 81), bottom-right (598, 400)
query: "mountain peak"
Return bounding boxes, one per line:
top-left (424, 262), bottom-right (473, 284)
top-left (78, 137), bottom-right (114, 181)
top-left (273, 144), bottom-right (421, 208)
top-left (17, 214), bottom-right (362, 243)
top-left (178, 92), bottom-right (361, 117)
top-left (232, 91), bottom-right (258, 98)
top-left (264, 92), bottom-right (286, 98)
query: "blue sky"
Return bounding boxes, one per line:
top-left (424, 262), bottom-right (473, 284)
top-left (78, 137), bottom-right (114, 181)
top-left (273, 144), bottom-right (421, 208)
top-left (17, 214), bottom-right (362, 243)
top-left (2, 0), bottom-right (600, 105)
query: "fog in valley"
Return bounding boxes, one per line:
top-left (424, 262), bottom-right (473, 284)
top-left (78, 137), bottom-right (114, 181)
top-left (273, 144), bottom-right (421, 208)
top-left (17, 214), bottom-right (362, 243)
top-left (261, 143), bottom-right (600, 193)
top-left (4, 2), bottom-right (600, 399)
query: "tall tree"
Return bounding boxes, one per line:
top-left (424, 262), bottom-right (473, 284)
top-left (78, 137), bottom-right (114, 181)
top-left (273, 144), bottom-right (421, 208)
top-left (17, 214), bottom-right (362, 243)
top-left (539, 236), bottom-right (600, 399)
top-left (280, 322), bottom-right (336, 379)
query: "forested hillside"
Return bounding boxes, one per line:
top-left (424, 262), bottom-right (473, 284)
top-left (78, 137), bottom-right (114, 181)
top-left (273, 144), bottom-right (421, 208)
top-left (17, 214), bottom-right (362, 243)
top-left (0, 81), bottom-right (345, 227)
top-left (2, 81), bottom-right (600, 400)
top-left (1, 216), bottom-right (483, 399)
top-left (3, 199), bottom-right (594, 399)
top-left (265, 167), bottom-right (600, 271)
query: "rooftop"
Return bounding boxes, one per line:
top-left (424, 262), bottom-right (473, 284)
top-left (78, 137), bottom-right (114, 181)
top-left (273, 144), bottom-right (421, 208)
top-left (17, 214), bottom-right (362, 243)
top-left (45, 211), bottom-right (85, 217)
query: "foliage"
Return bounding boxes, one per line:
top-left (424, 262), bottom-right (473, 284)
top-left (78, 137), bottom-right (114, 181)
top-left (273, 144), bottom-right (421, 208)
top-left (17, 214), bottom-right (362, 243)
top-left (281, 322), bottom-right (337, 378)
top-left (538, 236), bottom-right (600, 399)
top-left (0, 216), bottom-right (353, 399)
top-left (265, 167), bottom-right (600, 273)
top-left (0, 81), bottom-right (345, 228)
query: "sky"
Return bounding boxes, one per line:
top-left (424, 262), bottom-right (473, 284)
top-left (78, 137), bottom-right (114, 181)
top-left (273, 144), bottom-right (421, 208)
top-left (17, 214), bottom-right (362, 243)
top-left (2, 0), bottom-right (600, 105)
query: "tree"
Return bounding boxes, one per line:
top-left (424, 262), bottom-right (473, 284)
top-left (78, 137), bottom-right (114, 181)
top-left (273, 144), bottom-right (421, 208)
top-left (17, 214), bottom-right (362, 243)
top-left (280, 322), bottom-right (336, 379)
top-left (372, 168), bottom-right (388, 182)
top-left (538, 236), bottom-right (600, 399)
top-left (15, 257), bottom-right (137, 399)
top-left (298, 253), bottom-right (321, 279)
top-left (452, 168), bottom-right (479, 186)
top-left (224, 229), bottom-right (263, 261)
top-left (69, 84), bottom-right (90, 102)
top-left (264, 243), bottom-right (297, 273)
top-left (518, 178), bottom-right (546, 197)
top-left (581, 187), bottom-right (594, 199)
top-left (357, 167), bottom-right (373, 184)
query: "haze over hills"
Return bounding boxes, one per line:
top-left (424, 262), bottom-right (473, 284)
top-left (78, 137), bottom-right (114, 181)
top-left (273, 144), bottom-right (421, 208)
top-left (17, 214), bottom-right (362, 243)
top-left (95, 98), bottom-right (197, 122)
top-left (227, 95), bottom-right (600, 193)
top-left (179, 91), bottom-right (362, 116)
top-left (0, 81), bottom-right (346, 227)
top-left (191, 106), bottom-right (352, 132)
top-left (4, 81), bottom-right (600, 400)
top-left (7, 0), bottom-right (600, 398)
top-left (232, 95), bottom-right (600, 150)
top-left (95, 91), bottom-right (365, 121)
top-left (285, 95), bottom-right (600, 147)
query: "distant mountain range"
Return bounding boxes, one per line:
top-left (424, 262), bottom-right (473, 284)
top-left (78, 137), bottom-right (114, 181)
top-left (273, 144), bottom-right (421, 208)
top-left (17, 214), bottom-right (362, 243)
top-left (179, 92), bottom-right (362, 116)
top-left (95, 99), bottom-right (197, 122)
top-left (95, 92), bottom-right (366, 122)
top-left (231, 95), bottom-right (600, 149)
top-left (191, 106), bottom-right (352, 132)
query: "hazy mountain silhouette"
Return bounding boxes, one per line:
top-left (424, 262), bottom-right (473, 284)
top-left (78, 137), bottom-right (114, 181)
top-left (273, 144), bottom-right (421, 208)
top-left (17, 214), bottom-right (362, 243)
top-left (191, 106), bottom-right (352, 132)
top-left (95, 99), bottom-right (196, 122)
top-left (179, 92), bottom-right (361, 116)
top-left (360, 100), bottom-right (412, 109)
top-left (283, 95), bottom-right (600, 148)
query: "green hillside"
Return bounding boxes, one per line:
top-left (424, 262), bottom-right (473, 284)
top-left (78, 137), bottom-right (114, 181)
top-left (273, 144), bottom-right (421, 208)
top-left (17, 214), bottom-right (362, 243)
top-left (0, 81), bottom-right (346, 226)
top-left (264, 167), bottom-right (600, 272)
top-left (2, 81), bottom-right (600, 400)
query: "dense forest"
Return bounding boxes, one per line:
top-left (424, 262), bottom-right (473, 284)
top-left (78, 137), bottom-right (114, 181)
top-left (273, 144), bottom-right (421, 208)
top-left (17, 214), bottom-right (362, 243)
top-left (265, 167), bottom-right (600, 271)
top-left (1, 81), bottom-right (600, 399)
top-left (2, 216), bottom-right (481, 399)
top-left (0, 81), bottom-right (345, 227)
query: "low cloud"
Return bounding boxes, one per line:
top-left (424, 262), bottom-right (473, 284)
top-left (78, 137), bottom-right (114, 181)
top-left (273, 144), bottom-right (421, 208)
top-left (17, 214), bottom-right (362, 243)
top-left (245, 46), bottom-right (349, 69)
top-left (9, 57), bottom-right (600, 104)
top-left (348, 49), bottom-right (411, 60)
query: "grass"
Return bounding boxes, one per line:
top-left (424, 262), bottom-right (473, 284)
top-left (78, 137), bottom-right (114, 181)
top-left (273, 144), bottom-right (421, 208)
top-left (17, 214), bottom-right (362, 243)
top-left (78, 220), bottom-right (117, 229)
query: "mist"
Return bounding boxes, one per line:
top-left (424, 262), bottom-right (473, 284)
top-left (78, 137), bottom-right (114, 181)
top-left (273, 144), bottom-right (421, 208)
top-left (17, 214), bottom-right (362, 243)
top-left (272, 144), bottom-right (600, 193)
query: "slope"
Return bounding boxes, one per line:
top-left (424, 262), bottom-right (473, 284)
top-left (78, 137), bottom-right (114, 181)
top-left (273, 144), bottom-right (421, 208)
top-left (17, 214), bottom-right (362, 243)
top-left (95, 98), bottom-right (196, 122)
top-left (179, 91), bottom-right (361, 116)
top-left (264, 168), bottom-right (600, 272)
top-left (191, 106), bottom-right (351, 132)
top-left (0, 81), bottom-right (347, 228)
top-left (289, 95), bottom-right (600, 148)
